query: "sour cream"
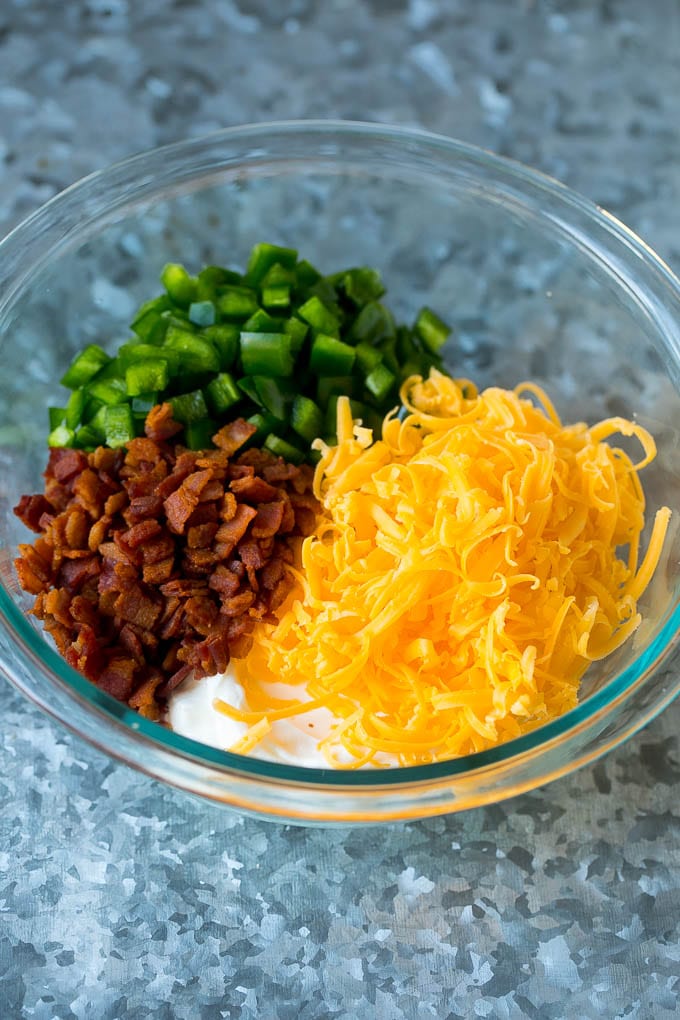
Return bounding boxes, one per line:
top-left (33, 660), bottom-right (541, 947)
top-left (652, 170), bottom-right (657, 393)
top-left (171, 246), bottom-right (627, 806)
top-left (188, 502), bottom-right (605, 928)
top-left (168, 668), bottom-right (344, 767)
top-left (167, 667), bottom-right (398, 768)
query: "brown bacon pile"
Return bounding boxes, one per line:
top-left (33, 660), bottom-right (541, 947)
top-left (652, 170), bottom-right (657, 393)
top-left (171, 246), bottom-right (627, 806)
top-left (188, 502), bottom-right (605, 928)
top-left (13, 406), bottom-right (319, 720)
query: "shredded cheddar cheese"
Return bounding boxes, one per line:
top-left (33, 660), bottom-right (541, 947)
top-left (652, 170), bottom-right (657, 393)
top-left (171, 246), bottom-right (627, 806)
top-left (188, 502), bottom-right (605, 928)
top-left (219, 370), bottom-right (671, 768)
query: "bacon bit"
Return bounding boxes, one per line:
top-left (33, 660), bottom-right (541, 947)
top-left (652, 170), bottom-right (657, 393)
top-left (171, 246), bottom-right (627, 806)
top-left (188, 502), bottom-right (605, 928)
top-left (159, 578), bottom-right (208, 598)
top-left (262, 459), bottom-right (300, 484)
top-left (229, 474), bottom-right (281, 503)
top-left (50, 448), bottom-right (89, 484)
top-left (215, 504), bottom-right (258, 553)
top-left (59, 557), bottom-right (100, 591)
top-left (125, 437), bottom-right (162, 465)
top-left (99, 656), bottom-right (136, 700)
top-left (98, 540), bottom-right (133, 566)
top-left (212, 418), bottom-right (257, 456)
top-left (238, 540), bottom-right (266, 587)
top-left (251, 501), bottom-right (285, 539)
top-left (88, 515), bottom-right (112, 552)
top-left (15, 545), bottom-right (49, 593)
top-left (104, 491), bottom-right (128, 516)
top-left (164, 488), bottom-right (200, 536)
top-left (184, 596), bottom-right (219, 635)
top-left (187, 522), bottom-right (219, 549)
top-left (144, 402), bottom-right (183, 441)
top-left (221, 491), bottom-right (238, 522)
top-left (69, 595), bottom-right (99, 629)
top-left (159, 662), bottom-right (193, 696)
top-left (43, 587), bottom-right (73, 627)
top-left (155, 453), bottom-right (196, 500)
top-left (228, 463), bottom-right (255, 481)
top-left (259, 556), bottom-right (287, 592)
top-left (140, 534), bottom-right (175, 565)
top-left (120, 520), bottom-right (163, 549)
top-left (124, 462), bottom-right (168, 500)
top-left (64, 508), bottom-right (90, 549)
top-left (182, 549), bottom-right (216, 575)
top-left (14, 495), bottom-right (52, 533)
top-left (142, 558), bottom-right (175, 585)
top-left (120, 623), bottom-right (145, 663)
top-left (91, 446), bottom-right (123, 473)
top-left (114, 586), bottom-right (162, 630)
top-left (128, 671), bottom-right (163, 720)
top-left (220, 590), bottom-right (256, 617)
top-left (13, 403), bottom-right (319, 711)
top-left (208, 566), bottom-right (242, 597)
top-left (124, 494), bottom-right (164, 522)
top-left (163, 467), bottom-right (216, 534)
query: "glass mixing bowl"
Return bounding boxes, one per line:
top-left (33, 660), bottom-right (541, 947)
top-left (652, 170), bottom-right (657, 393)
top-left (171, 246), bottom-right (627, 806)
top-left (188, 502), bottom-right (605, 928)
top-left (0, 121), bottom-right (678, 823)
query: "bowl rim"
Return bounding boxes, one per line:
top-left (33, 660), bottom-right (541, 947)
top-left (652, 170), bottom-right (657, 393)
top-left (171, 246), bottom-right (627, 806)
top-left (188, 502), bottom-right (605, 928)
top-left (1, 118), bottom-right (679, 799)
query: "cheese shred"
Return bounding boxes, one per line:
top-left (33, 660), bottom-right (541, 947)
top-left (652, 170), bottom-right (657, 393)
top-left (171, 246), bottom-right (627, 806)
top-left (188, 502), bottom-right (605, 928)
top-left (221, 370), bottom-right (671, 768)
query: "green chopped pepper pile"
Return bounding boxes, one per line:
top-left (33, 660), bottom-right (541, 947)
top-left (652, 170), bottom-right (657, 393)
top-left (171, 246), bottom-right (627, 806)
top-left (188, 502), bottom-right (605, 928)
top-left (50, 243), bottom-right (451, 462)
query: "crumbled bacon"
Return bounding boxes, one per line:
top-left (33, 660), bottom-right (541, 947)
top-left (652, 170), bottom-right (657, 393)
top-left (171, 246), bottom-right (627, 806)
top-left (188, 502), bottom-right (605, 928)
top-left (13, 412), bottom-right (318, 717)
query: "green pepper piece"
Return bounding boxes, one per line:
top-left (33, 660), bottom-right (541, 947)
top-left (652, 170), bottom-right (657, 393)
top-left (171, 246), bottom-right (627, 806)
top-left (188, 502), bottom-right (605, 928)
top-left (349, 301), bottom-right (396, 345)
top-left (87, 405), bottom-right (110, 443)
top-left (264, 433), bottom-right (305, 464)
top-left (295, 258), bottom-right (323, 289)
top-left (104, 404), bottom-right (135, 448)
top-left (131, 307), bottom-right (170, 346)
top-left (309, 334), bottom-right (356, 375)
top-left (88, 377), bottom-right (128, 406)
top-left (125, 359), bottom-right (169, 397)
top-left (184, 418), bottom-right (217, 450)
top-left (204, 373), bottom-right (242, 415)
top-left (161, 263), bottom-right (197, 307)
top-left (131, 392), bottom-right (159, 416)
top-left (308, 279), bottom-right (340, 314)
top-left (290, 394), bottom-right (324, 443)
top-left (262, 284), bottom-right (291, 311)
top-left (196, 265), bottom-right (242, 301)
top-left (236, 376), bottom-right (261, 405)
top-left (365, 363), bottom-right (396, 402)
top-left (65, 388), bottom-right (88, 430)
top-left (262, 262), bottom-right (297, 288)
top-left (253, 376), bottom-right (295, 421)
top-left (72, 424), bottom-right (103, 450)
top-left (163, 325), bottom-right (220, 374)
top-left (202, 323), bottom-right (240, 370)
top-left (341, 268), bottom-right (385, 307)
top-left (246, 243), bottom-right (298, 286)
top-left (246, 411), bottom-right (281, 444)
top-left (118, 343), bottom-right (180, 378)
top-left (131, 294), bottom-right (170, 329)
top-left (49, 407), bottom-right (66, 430)
top-left (354, 342), bottom-right (383, 374)
top-left (298, 295), bottom-right (340, 337)
top-left (242, 309), bottom-right (283, 333)
top-left (217, 286), bottom-right (259, 321)
top-left (169, 389), bottom-right (209, 425)
top-left (240, 332), bottom-right (294, 377)
top-left (48, 424), bottom-right (75, 448)
top-left (188, 300), bottom-right (216, 327)
top-left (377, 337), bottom-right (400, 375)
top-left (60, 345), bottom-right (111, 389)
top-left (282, 316), bottom-right (308, 355)
top-left (316, 375), bottom-right (356, 407)
top-left (414, 307), bottom-right (450, 354)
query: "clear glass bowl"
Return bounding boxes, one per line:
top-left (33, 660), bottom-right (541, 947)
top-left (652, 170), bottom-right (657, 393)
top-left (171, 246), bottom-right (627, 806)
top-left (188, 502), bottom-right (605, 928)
top-left (0, 121), bottom-right (678, 824)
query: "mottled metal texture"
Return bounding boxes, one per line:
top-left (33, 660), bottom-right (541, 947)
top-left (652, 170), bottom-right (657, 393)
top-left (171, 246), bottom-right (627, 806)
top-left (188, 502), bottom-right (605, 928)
top-left (0, 1), bottom-right (679, 1018)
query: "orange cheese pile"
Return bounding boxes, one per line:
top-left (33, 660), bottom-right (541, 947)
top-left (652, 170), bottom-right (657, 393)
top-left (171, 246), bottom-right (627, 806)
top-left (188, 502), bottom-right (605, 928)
top-left (222, 370), bottom-right (671, 768)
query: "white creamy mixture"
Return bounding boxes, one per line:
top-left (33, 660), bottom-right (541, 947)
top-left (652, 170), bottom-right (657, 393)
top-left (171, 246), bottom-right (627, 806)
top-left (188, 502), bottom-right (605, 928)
top-left (168, 667), bottom-right (398, 768)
